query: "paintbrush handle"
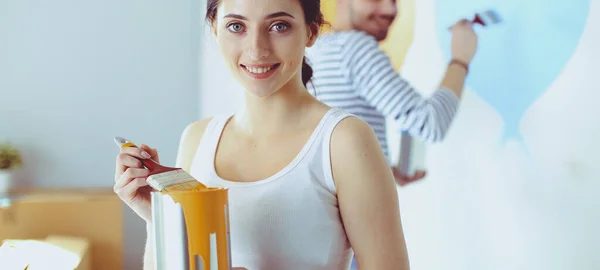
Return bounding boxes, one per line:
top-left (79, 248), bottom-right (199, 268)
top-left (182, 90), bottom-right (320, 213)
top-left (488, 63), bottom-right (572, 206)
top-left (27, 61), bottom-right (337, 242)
top-left (447, 14), bottom-right (484, 30)
top-left (140, 158), bottom-right (180, 175)
top-left (139, 157), bottom-right (160, 173)
top-left (114, 136), bottom-right (173, 174)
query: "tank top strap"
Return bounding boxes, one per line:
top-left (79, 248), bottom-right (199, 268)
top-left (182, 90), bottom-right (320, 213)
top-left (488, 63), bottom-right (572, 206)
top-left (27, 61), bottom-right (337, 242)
top-left (190, 114), bottom-right (233, 178)
top-left (205, 114), bottom-right (232, 156)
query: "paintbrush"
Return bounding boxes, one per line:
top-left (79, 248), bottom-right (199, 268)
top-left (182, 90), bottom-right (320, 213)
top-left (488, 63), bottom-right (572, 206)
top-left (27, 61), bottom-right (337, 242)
top-left (449, 9), bottom-right (503, 29)
top-left (113, 136), bottom-right (207, 192)
top-left (472, 9), bottom-right (503, 26)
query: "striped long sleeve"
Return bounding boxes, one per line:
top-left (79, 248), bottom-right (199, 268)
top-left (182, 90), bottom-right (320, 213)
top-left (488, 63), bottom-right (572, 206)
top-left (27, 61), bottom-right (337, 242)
top-left (340, 32), bottom-right (460, 142)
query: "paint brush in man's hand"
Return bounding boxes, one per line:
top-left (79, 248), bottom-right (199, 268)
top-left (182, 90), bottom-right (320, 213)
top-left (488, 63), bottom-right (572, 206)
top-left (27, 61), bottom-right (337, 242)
top-left (449, 9), bottom-right (503, 29)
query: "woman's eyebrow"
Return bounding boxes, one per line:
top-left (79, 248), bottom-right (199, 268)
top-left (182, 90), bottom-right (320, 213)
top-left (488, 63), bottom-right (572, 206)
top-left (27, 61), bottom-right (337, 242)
top-left (223, 12), bottom-right (295, 20)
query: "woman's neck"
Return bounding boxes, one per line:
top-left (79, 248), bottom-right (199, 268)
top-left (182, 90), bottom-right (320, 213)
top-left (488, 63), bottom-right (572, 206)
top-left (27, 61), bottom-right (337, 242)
top-left (234, 79), bottom-right (315, 136)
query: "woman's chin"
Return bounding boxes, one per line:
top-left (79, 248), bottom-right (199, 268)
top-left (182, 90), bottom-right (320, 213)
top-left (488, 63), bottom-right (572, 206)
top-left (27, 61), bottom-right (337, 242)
top-left (243, 86), bottom-right (278, 99)
top-left (240, 81), bottom-right (282, 99)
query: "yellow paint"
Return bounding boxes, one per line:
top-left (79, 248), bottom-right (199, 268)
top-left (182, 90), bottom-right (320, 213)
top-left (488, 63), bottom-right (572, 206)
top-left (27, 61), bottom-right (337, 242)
top-left (320, 0), bottom-right (415, 70)
top-left (170, 188), bottom-right (231, 270)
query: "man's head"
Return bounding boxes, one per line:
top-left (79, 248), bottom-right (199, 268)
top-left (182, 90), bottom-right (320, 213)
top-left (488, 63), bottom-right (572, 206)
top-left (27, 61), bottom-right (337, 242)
top-left (337, 0), bottom-right (398, 41)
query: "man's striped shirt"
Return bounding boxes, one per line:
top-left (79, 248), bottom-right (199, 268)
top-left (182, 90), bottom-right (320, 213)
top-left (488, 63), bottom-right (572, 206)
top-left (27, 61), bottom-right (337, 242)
top-left (306, 30), bottom-right (460, 161)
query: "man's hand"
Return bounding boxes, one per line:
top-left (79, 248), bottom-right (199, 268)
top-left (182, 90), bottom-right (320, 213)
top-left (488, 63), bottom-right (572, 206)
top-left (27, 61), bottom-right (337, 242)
top-left (392, 167), bottom-right (427, 186)
top-left (450, 19), bottom-right (478, 65)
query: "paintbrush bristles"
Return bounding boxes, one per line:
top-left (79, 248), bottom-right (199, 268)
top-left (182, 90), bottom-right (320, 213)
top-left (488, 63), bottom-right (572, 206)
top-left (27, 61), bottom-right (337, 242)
top-left (160, 181), bottom-right (207, 194)
top-left (146, 169), bottom-right (205, 192)
top-left (482, 9), bottom-right (503, 24)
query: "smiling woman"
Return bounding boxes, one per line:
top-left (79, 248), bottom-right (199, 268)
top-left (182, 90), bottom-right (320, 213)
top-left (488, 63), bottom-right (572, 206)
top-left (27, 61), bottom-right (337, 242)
top-left (112, 0), bottom-right (410, 269)
top-left (206, 0), bottom-right (323, 97)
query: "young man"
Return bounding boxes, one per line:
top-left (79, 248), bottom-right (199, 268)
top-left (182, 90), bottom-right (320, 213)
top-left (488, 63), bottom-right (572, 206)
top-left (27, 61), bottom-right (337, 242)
top-left (306, 0), bottom-right (478, 185)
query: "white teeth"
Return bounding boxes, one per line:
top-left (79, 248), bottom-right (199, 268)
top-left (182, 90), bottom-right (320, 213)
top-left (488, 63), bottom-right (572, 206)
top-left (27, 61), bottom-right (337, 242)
top-left (245, 65), bottom-right (274, 74)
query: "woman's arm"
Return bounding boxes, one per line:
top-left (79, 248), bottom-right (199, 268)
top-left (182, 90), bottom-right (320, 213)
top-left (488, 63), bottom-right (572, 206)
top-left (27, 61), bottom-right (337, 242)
top-left (330, 116), bottom-right (410, 270)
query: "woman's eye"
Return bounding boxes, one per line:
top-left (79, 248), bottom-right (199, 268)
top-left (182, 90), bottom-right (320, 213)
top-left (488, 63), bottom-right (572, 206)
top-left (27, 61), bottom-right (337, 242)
top-left (270, 23), bottom-right (289, 32)
top-left (227, 23), bottom-right (244, 33)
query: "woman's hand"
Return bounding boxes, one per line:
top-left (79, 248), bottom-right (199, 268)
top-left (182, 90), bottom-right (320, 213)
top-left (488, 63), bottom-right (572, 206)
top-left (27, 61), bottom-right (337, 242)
top-left (114, 144), bottom-right (159, 223)
top-left (392, 167), bottom-right (427, 186)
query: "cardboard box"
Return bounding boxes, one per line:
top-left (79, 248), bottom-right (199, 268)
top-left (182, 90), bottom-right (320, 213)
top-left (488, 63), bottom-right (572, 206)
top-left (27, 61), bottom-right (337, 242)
top-left (0, 235), bottom-right (90, 269)
top-left (0, 188), bottom-right (123, 270)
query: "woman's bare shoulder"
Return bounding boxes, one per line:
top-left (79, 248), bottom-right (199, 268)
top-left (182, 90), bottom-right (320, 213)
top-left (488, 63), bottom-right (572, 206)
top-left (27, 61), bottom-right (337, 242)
top-left (330, 116), bottom-right (378, 155)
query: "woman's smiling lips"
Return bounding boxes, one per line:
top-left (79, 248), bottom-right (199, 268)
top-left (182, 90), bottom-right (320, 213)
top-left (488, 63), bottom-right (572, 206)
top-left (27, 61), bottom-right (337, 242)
top-left (241, 63), bottom-right (281, 79)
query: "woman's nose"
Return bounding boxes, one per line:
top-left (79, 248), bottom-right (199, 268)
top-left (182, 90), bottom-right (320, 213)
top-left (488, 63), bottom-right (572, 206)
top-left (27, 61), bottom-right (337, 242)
top-left (247, 49), bottom-right (268, 60)
top-left (246, 31), bottom-right (270, 60)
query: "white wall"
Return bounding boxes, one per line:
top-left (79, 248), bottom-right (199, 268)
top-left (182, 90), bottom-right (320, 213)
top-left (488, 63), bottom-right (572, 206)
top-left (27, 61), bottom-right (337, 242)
top-left (198, 21), bottom-right (245, 118)
top-left (0, 0), bottom-right (201, 268)
top-left (198, 2), bottom-right (600, 270)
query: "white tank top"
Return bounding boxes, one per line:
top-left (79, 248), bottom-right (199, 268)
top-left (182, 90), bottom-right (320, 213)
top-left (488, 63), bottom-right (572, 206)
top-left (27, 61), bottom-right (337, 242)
top-left (189, 108), bottom-right (355, 270)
